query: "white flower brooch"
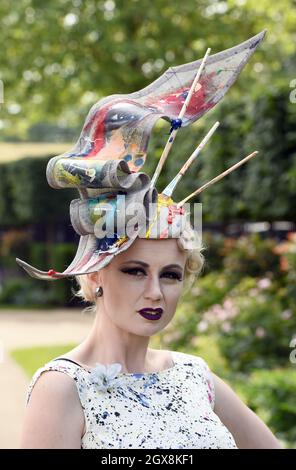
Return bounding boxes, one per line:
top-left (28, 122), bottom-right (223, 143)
top-left (89, 362), bottom-right (123, 392)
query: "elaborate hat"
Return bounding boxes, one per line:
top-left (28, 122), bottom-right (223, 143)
top-left (16, 30), bottom-right (266, 281)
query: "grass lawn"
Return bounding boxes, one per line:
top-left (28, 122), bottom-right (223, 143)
top-left (10, 343), bottom-right (77, 377)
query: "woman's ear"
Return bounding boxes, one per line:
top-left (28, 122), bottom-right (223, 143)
top-left (87, 271), bottom-right (101, 291)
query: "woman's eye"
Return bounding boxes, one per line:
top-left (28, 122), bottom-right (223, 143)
top-left (121, 268), bottom-right (145, 276)
top-left (162, 271), bottom-right (183, 281)
top-left (121, 268), bottom-right (182, 281)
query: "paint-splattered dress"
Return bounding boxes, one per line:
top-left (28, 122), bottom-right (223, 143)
top-left (26, 350), bottom-right (237, 449)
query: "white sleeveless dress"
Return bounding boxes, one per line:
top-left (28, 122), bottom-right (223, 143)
top-left (26, 350), bottom-right (238, 449)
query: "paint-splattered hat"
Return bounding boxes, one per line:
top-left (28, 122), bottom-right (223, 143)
top-left (16, 30), bottom-right (266, 280)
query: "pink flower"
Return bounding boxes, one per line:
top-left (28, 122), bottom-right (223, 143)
top-left (255, 327), bottom-right (266, 338)
top-left (197, 320), bottom-right (209, 332)
top-left (257, 278), bottom-right (271, 289)
top-left (281, 309), bottom-right (292, 320)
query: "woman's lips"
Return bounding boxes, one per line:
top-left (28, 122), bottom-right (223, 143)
top-left (138, 308), bottom-right (163, 321)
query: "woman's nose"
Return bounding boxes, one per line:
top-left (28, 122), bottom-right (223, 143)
top-left (143, 276), bottom-right (163, 301)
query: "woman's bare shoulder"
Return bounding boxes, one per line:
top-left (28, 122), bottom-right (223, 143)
top-left (149, 348), bottom-right (175, 371)
top-left (28, 368), bottom-right (80, 402)
top-left (22, 370), bottom-right (84, 448)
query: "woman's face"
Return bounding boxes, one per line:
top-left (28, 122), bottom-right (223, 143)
top-left (90, 238), bottom-right (187, 336)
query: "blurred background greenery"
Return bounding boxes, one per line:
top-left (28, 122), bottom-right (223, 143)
top-left (0, 0), bottom-right (295, 448)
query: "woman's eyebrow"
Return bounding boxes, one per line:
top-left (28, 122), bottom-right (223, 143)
top-left (120, 260), bottom-right (183, 270)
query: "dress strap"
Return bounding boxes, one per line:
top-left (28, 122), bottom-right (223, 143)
top-left (53, 357), bottom-right (84, 368)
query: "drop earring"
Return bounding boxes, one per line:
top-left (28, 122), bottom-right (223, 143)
top-left (95, 286), bottom-right (103, 298)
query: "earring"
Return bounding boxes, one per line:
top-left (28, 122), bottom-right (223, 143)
top-left (95, 286), bottom-right (103, 298)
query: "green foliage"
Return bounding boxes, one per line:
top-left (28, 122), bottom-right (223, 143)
top-left (164, 270), bottom-right (295, 374)
top-left (0, 277), bottom-right (52, 307)
top-left (0, 0), bottom-right (278, 138)
top-left (0, 228), bottom-right (31, 267)
top-left (201, 232), bottom-right (225, 273)
top-left (216, 285), bottom-right (295, 372)
top-left (0, 241), bottom-right (78, 307)
top-left (49, 242), bottom-right (77, 272)
top-left (235, 368), bottom-right (296, 447)
top-left (241, 93), bottom-right (296, 221)
top-left (186, 271), bottom-right (232, 312)
top-left (0, 1), bottom-right (295, 221)
top-left (198, 89), bottom-right (296, 222)
top-left (30, 242), bottom-right (47, 269)
top-left (49, 242), bottom-right (78, 306)
top-left (0, 163), bottom-right (16, 225)
top-left (3, 156), bottom-right (76, 225)
top-left (222, 234), bottom-right (281, 280)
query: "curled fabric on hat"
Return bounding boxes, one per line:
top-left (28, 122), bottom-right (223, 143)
top-left (15, 31), bottom-right (266, 281)
top-left (69, 186), bottom-right (158, 237)
top-left (46, 157), bottom-right (150, 193)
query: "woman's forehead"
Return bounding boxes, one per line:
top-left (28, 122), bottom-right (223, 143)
top-left (115, 238), bottom-right (186, 266)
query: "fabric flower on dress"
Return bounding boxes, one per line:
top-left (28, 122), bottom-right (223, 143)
top-left (89, 362), bottom-right (123, 392)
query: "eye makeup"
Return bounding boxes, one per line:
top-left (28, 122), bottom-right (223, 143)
top-left (120, 266), bottom-right (183, 281)
top-left (120, 260), bottom-right (183, 271)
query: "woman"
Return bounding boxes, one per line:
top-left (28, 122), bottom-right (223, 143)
top-left (21, 228), bottom-right (281, 449)
top-left (19, 31), bottom-right (281, 448)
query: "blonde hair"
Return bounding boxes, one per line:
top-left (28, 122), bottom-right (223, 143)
top-left (74, 221), bottom-right (205, 314)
